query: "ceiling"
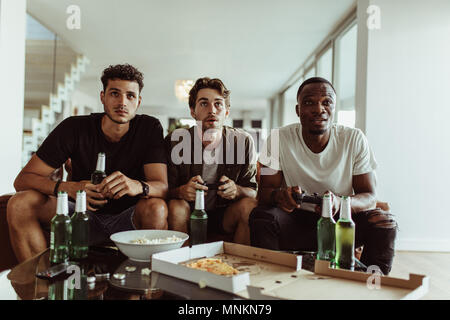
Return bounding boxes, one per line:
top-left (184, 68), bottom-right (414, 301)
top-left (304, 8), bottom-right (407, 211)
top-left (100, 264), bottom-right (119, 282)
top-left (27, 0), bottom-right (355, 111)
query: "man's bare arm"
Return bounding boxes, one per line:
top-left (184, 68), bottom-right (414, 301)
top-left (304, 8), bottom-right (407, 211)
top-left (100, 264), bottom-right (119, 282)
top-left (350, 172), bottom-right (377, 213)
top-left (14, 154), bottom-right (85, 198)
top-left (257, 164), bottom-right (283, 206)
top-left (236, 185), bottom-right (257, 199)
top-left (99, 163), bottom-right (169, 200)
top-left (257, 163), bottom-right (302, 212)
top-left (142, 163), bottom-right (168, 199)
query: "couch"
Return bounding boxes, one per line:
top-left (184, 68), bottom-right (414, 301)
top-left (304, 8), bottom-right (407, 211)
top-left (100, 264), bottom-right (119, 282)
top-left (0, 194), bottom-right (18, 271)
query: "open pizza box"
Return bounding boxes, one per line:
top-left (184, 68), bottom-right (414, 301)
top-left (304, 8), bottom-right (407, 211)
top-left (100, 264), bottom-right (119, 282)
top-left (151, 241), bottom-right (429, 300)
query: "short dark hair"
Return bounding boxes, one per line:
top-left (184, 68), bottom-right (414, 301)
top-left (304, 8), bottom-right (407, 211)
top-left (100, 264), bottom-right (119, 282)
top-left (101, 64), bottom-right (144, 93)
top-left (296, 77), bottom-right (336, 101)
top-left (188, 77), bottom-right (231, 109)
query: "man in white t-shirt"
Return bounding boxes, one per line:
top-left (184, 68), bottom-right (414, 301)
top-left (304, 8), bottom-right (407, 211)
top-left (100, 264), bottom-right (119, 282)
top-left (249, 77), bottom-right (397, 275)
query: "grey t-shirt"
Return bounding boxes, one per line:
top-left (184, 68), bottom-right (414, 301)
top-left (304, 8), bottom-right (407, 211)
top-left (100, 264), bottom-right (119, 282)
top-left (202, 163), bottom-right (218, 211)
top-left (202, 147), bottom-right (219, 210)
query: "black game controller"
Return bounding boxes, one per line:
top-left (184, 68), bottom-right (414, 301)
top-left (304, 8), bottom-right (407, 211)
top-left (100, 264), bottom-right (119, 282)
top-left (292, 191), bottom-right (322, 206)
top-left (199, 181), bottom-right (226, 190)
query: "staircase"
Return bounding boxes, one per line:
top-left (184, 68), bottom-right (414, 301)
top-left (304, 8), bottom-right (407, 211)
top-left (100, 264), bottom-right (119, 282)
top-left (22, 38), bottom-right (90, 167)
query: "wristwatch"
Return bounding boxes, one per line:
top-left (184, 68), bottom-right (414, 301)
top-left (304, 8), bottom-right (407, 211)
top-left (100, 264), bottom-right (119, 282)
top-left (139, 180), bottom-right (150, 197)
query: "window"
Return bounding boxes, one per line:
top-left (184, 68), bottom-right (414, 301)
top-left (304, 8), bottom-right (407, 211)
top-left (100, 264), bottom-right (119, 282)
top-left (334, 23), bottom-right (357, 127)
top-left (304, 66), bottom-right (315, 80)
top-left (272, 10), bottom-right (357, 131)
top-left (233, 119), bottom-right (243, 128)
top-left (281, 83), bottom-right (300, 126)
top-left (251, 120), bottom-right (262, 129)
top-left (317, 47), bottom-right (333, 82)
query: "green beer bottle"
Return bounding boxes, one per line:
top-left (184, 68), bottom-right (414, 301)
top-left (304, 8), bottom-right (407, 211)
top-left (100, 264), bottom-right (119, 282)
top-left (189, 190), bottom-right (208, 245)
top-left (91, 152), bottom-right (107, 209)
top-left (48, 279), bottom-right (70, 300)
top-left (335, 196), bottom-right (355, 271)
top-left (317, 193), bottom-right (336, 262)
top-left (70, 190), bottom-right (89, 260)
top-left (49, 192), bottom-right (72, 264)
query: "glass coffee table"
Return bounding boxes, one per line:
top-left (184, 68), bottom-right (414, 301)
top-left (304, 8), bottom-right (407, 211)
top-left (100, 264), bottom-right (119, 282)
top-left (2, 246), bottom-right (247, 300)
top-left (2, 246), bottom-right (180, 300)
top-left (2, 246), bottom-right (325, 300)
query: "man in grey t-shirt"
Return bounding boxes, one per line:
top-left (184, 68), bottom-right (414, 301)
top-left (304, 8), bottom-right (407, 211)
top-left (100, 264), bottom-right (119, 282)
top-left (166, 78), bottom-right (258, 245)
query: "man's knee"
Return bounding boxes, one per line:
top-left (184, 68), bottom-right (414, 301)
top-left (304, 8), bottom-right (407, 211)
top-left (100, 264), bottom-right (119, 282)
top-left (222, 197), bottom-right (257, 234)
top-left (248, 205), bottom-right (283, 249)
top-left (234, 197), bottom-right (258, 224)
top-left (167, 199), bottom-right (190, 225)
top-left (7, 190), bottom-right (47, 227)
top-left (366, 209), bottom-right (398, 230)
top-left (135, 198), bottom-right (168, 229)
top-left (248, 205), bottom-right (279, 226)
top-left (358, 209), bottom-right (398, 275)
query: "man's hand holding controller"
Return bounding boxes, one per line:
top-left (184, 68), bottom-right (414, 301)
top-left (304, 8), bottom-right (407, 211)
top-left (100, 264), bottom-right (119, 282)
top-left (272, 186), bottom-right (303, 213)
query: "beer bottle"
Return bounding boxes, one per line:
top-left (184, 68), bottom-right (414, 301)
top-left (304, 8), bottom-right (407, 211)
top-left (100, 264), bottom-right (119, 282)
top-left (335, 196), bottom-right (355, 271)
top-left (70, 190), bottom-right (89, 260)
top-left (48, 279), bottom-right (70, 300)
top-left (189, 190), bottom-right (208, 245)
top-left (91, 152), bottom-right (107, 209)
top-left (50, 191), bottom-right (72, 264)
top-left (317, 193), bottom-right (336, 262)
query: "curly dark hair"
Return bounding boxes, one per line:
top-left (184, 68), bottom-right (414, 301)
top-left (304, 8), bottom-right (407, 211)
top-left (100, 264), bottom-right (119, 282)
top-left (188, 77), bottom-right (230, 109)
top-left (101, 64), bottom-right (144, 93)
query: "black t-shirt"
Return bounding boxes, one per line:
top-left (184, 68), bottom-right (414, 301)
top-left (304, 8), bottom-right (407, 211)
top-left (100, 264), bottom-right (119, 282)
top-left (36, 113), bottom-right (167, 215)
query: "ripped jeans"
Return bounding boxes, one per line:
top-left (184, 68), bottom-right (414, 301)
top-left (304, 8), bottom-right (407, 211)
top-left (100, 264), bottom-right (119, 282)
top-left (248, 206), bottom-right (398, 275)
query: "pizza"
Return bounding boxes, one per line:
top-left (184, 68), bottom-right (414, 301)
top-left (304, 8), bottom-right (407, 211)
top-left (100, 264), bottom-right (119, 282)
top-left (186, 258), bottom-right (239, 276)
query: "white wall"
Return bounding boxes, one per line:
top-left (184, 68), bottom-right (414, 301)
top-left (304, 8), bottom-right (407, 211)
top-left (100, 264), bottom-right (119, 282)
top-left (356, 0), bottom-right (450, 251)
top-left (70, 88), bottom-right (102, 115)
top-left (0, 0), bottom-right (26, 194)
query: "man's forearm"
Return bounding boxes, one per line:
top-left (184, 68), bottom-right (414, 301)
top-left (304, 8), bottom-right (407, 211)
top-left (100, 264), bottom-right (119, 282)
top-left (144, 181), bottom-right (168, 199)
top-left (257, 187), bottom-right (277, 206)
top-left (14, 172), bottom-right (58, 195)
top-left (236, 185), bottom-right (257, 200)
top-left (350, 192), bottom-right (377, 213)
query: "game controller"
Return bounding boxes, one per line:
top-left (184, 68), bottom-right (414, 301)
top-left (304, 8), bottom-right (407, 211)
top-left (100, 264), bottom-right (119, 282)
top-left (199, 181), bottom-right (226, 190)
top-left (292, 191), bottom-right (322, 206)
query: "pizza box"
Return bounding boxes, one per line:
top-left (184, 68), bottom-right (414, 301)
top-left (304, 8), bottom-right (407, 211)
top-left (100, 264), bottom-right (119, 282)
top-left (247, 259), bottom-right (430, 300)
top-left (151, 241), bottom-right (302, 294)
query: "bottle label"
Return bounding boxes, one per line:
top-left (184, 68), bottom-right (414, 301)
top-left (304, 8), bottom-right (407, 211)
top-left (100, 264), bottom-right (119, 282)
top-left (75, 191), bottom-right (87, 212)
top-left (96, 153), bottom-right (106, 172)
top-left (321, 195), bottom-right (332, 218)
top-left (339, 196), bottom-right (352, 221)
top-left (195, 190), bottom-right (205, 210)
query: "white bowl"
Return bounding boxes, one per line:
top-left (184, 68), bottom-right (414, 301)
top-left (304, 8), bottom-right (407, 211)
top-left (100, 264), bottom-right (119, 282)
top-left (110, 230), bottom-right (189, 262)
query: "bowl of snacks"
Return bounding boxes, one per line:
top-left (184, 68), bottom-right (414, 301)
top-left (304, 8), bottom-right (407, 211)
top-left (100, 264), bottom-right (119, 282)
top-left (110, 230), bottom-right (189, 262)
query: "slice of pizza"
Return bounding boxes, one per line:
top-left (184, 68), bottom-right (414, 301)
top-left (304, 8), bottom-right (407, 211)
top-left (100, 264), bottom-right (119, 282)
top-left (186, 258), bottom-right (239, 276)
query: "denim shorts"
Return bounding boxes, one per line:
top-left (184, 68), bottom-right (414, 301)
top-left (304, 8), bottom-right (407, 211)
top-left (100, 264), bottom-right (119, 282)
top-left (68, 201), bottom-right (136, 245)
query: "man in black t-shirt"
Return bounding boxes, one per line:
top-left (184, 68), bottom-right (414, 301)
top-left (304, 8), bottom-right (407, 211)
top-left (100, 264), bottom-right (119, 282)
top-left (7, 64), bottom-right (168, 263)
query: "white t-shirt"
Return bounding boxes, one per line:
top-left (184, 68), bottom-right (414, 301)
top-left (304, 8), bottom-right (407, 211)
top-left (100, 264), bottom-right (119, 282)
top-left (259, 123), bottom-right (377, 198)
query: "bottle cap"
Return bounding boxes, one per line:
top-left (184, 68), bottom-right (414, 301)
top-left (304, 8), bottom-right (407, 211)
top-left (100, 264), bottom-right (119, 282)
top-left (75, 190), bottom-right (87, 212)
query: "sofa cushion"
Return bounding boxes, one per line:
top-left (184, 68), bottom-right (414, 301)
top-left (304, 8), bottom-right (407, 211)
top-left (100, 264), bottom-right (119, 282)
top-left (0, 194), bottom-right (18, 272)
